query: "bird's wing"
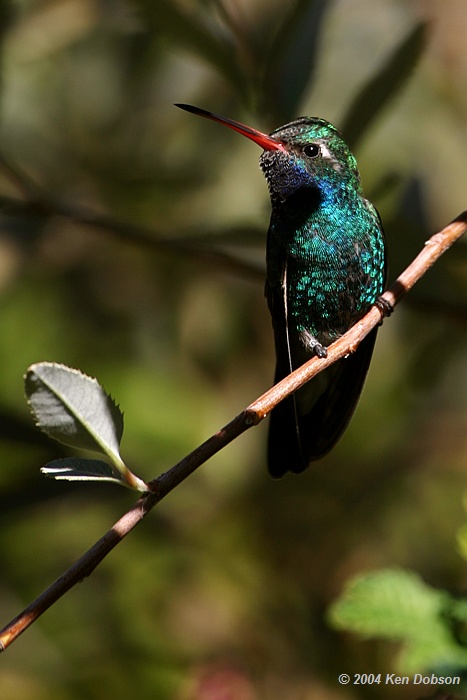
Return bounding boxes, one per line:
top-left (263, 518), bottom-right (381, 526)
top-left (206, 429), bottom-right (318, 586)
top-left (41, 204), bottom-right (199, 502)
top-left (266, 255), bottom-right (379, 477)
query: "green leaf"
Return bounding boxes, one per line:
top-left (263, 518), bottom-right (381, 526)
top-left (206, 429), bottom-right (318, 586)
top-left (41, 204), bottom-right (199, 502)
top-left (328, 568), bottom-right (446, 639)
top-left (341, 23), bottom-right (428, 149)
top-left (328, 568), bottom-right (467, 674)
top-left (41, 457), bottom-right (129, 487)
top-left (25, 362), bottom-right (148, 492)
top-left (262, 0), bottom-right (332, 123)
top-left (25, 362), bottom-right (124, 460)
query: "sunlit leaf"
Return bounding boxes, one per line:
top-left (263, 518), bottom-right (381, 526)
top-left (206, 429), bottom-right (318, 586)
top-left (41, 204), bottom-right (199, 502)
top-left (328, 568), bottom-right (467, 673)
top-left (329, 568), bottom-right (446, 638)
top-left (25, 362), bottom-right (123, 457)
top-left (25, 362), bottom-right (148, 492)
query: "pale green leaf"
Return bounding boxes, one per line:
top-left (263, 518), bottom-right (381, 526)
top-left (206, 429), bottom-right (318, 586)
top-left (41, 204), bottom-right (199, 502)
top-left (328, 568), bottom-right (447, 639)
top-left (328, 568), bottom-right (467, 674)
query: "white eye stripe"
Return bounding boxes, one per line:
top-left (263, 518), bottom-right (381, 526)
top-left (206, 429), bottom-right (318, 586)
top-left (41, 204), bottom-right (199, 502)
top-left (316, 140), bottom-right (332, 160)
top-left (316, 140), bottom-right (343, 171)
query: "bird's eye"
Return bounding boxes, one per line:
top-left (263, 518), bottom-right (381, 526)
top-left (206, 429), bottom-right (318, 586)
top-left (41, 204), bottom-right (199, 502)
top-left (303, 144), bottom-right (320, 158)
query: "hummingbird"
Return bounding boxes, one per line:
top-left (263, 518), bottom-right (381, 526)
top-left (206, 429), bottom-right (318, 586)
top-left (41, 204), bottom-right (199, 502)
top-left (176, 104), bottom-right (387, 478)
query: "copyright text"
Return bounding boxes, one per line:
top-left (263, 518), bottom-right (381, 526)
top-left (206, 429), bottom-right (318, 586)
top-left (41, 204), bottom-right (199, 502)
top-left (338, 672), bottom-right (460, 686)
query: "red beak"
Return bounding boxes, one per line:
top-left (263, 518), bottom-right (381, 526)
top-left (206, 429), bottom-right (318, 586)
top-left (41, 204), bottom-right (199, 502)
top-left (175, 104), bottom-right (286, 153)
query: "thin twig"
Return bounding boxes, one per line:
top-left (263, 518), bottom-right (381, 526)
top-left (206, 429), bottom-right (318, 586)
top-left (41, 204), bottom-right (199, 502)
top-left (0, 211), bottom-right (466, 652)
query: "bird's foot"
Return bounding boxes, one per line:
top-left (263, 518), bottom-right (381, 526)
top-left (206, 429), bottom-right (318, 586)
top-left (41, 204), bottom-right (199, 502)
top-left (301, 332), bottom-right (328, 358)
top-left (375, 296), bottom-right (394, 324)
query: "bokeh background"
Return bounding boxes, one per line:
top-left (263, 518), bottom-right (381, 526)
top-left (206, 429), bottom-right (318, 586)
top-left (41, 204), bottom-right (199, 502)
top-left (0, 0), bottom-right (466, 698)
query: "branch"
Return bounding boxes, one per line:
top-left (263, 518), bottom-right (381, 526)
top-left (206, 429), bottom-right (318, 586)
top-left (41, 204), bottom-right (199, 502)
top-left (1, 211), bottom-right (466, 652)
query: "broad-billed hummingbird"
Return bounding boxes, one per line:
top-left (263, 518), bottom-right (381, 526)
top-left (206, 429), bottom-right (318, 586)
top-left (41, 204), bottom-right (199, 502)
top-left (176, 104), bottom-right (387, 478)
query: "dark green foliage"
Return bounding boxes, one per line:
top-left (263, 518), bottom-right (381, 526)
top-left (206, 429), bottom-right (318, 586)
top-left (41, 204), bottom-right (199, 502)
top-left (261, 0), bottom-right (332, 122)
top-left (341, 23), bottom-right (428, 148)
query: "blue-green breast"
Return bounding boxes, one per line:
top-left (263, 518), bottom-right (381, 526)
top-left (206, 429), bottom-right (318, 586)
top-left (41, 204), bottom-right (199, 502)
top-left (261, 117), bottom-right (386, 347)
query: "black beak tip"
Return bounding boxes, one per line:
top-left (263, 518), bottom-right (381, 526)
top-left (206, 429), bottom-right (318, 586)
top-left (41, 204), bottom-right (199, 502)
top-left (174, 103), bottom-right (202, 116)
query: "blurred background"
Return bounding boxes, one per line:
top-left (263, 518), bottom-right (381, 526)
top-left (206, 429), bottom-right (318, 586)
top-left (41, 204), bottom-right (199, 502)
top-left (0, 0), bottom-right (466, 698)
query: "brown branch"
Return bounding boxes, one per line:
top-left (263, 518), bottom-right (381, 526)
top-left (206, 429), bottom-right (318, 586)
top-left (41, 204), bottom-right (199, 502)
top-left (0, 211), bottom-right (466, 652)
